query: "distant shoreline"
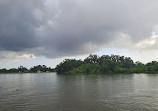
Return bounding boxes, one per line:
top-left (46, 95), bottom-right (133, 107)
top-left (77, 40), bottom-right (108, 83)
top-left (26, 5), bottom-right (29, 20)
top-left (0, 72), bottom-right (56, 74)
top-left (2, 54), bottom-right (158, 75)
top-left (0, 65), bottom-right (55, 74)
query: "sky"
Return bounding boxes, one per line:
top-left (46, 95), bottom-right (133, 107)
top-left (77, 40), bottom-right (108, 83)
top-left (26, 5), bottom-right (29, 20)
top-left (1, 0), bottom-right (158, 68)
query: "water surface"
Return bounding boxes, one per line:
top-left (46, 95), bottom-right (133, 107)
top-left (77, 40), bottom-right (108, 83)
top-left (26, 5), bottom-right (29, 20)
top-left (0, 73), bottom-right (158, 111)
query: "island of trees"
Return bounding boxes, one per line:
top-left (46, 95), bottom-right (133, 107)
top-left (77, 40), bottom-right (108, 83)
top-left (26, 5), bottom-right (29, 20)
top-left (1, 54), bottom-right (158, 74)
top-left (56, 54), bottom-right (158, 74)
top-left (0, 65), bottom-right (55, 73)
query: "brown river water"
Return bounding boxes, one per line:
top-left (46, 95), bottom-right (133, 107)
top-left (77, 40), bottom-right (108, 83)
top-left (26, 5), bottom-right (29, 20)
top-left (0, 73), bottom-right (158, 111)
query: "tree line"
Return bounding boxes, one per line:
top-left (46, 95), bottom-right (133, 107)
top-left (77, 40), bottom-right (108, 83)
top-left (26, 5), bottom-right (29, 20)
top-left (0, 65), bottom-right (55, 73)
top-left (55, 54), bottom-right (158, 74)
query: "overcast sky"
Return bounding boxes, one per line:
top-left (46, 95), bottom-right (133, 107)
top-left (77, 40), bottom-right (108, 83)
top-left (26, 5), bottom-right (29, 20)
top-left (1, 0), bottom-right (158, 68)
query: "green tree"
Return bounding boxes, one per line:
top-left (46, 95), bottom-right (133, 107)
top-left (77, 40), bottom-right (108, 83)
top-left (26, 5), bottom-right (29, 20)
top-left (18, 66), bottom-right (28, 73)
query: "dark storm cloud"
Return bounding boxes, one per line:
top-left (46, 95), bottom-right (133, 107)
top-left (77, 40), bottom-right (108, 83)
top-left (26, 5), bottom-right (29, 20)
top-left (1, 0), bottom-right (158, 58)
top-left (0, 0), bottom-right (42, 51)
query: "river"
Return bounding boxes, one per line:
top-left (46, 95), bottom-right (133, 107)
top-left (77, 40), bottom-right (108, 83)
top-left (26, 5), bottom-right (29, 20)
top-left (0, 73), bottom-right (158, 111)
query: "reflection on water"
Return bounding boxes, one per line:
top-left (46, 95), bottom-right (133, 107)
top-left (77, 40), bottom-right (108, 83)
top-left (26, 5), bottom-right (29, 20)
top-left (0, 73), bottom-right (158, 111)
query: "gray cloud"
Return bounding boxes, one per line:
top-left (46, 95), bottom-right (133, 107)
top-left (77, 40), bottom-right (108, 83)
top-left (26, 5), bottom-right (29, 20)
top-left (1, 0), bottom-right (158, 59)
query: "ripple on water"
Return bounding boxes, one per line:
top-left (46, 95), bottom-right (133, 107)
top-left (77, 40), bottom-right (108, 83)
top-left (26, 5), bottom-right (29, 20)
top-left (1, 73), bottom-right (158, 111)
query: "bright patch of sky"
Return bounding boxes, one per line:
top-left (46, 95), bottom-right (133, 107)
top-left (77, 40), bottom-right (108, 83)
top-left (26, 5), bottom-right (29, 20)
top-left (0, 56), bottom-right (63, 69)
top-left (44, 0), bottom-right (47, 3)
top-left (1, 48), bottom-right (158, 69)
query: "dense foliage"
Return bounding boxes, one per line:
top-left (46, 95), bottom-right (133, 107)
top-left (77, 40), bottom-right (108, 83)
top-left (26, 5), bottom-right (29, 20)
top-left (0, 65), bottom-right (55, 73)
top-left (56, 54), bottom-right (158, 74)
